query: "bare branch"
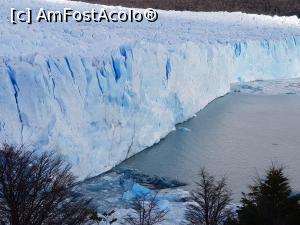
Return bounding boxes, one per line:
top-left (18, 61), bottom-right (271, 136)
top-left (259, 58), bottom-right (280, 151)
top-left (124, 192), bottom-right (168, 225)
top-left (0, 144), bottom-right (95, 225)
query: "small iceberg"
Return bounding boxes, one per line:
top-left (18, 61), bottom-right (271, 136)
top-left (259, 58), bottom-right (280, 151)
top-left (178, 127), bottom-right (192, 132)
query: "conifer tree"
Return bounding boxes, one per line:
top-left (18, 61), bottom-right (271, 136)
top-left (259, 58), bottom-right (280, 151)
top-left (238, 165), bottom-right (300, 225)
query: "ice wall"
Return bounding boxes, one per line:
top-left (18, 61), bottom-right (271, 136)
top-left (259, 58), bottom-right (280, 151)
top-left (0, 0), bottom-right (300, 178)
top-left (1, 38), bottom-right (300, 178)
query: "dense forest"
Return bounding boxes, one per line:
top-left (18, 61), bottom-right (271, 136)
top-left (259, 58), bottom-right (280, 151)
top-left (75, 0), bottom-right (300, 17)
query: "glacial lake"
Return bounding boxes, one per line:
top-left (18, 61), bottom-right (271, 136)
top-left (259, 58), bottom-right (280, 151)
top-left (118, 93), bottom-right (300, 201)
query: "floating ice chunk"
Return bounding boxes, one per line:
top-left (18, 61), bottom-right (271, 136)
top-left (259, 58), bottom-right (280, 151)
top-left (178, 127), bottom-right (192, 132)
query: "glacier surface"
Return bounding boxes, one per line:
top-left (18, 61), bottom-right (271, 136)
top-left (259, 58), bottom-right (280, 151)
top-left (0, 0), bottom-right (300, 178)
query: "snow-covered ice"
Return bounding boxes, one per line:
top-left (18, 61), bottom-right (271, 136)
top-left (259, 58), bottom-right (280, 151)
top-left (77, 169), bottom-right (190, 225)
top-left (231, 78), bottom-right (300, 95)
top-left (0, 0), bottom-right (300, 178)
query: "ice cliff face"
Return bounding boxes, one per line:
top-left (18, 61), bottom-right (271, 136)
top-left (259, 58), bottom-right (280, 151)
top-left (0, 0), bottom-right (300, 178)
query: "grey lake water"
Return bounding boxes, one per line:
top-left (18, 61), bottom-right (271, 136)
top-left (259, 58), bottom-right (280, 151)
top-left (118, 93), bottom-right (300, 200)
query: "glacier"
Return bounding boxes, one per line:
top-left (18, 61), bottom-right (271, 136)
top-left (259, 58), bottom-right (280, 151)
top-left (0, 0), bottom-right (300, 178)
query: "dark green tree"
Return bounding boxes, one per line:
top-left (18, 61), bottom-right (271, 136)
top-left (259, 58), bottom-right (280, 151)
top-left (238, 165), bottom-right (300, 225)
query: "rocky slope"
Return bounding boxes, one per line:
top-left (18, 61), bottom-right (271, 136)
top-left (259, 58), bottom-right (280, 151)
top-left (77, 0), bottom-right (300, 17)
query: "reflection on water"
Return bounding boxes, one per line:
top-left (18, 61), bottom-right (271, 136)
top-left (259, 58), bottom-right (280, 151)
top-left (118, 93), bottom-right (300, 200)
